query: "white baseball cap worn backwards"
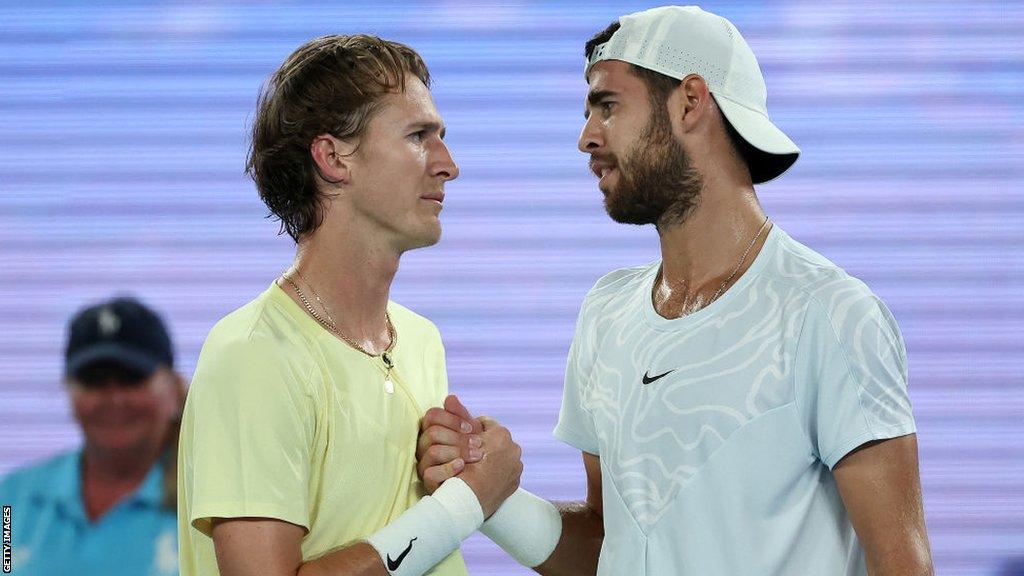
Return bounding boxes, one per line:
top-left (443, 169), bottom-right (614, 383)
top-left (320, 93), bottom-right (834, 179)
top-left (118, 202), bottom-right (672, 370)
top-left (586, 5), bottom-right (800, 183)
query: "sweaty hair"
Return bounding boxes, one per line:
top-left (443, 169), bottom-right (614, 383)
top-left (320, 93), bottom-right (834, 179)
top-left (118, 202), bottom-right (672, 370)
top-left (247, 35), bottom-right (431, 242)
top-left (584, 21), bottom-right (753, 172)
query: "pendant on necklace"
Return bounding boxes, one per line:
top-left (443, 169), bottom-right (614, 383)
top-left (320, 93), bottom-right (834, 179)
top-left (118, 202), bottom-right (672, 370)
top-left (382, 352), bottom-right (395, 394)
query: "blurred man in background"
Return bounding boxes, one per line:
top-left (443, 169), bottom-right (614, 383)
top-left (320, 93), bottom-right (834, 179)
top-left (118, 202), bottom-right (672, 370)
top-left (0, 296), bottom-right (186, 575)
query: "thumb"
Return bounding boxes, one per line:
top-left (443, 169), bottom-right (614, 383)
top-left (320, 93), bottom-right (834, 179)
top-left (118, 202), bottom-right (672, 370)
top-left (477, 415), bottom-right (499, 432)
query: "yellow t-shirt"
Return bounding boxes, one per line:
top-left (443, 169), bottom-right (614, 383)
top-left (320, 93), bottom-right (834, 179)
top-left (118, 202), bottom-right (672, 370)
top-left (177, 282), bottom-right (468, 575)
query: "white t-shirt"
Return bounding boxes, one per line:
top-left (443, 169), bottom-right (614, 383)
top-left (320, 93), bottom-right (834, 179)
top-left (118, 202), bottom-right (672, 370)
top-left (554, 225), bottom-right (916, 576)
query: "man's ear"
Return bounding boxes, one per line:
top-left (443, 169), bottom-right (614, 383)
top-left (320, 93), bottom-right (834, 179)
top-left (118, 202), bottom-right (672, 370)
top-left (676, 74), bottom-right (712, 131)
top-left (310, 134), bottom-right (355, 186)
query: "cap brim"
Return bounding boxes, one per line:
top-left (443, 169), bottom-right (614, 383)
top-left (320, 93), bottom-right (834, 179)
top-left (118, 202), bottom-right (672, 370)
top-left (65, 343), bottom-right (161, 378)
top-left (713, 93), bottom-right (800, 184)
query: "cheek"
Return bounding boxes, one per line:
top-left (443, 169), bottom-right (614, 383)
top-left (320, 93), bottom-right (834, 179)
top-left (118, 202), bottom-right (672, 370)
top-left (70, 391), bottom-right (102, 418)
top-left (128, 394), bottom-right (163, 415)
top-left (128, 388), bottom-right (177, 419)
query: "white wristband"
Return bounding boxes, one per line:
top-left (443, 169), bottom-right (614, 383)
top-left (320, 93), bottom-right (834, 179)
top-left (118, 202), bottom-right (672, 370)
top-left (480, 488), bottom-right (562, 568)
top-left (365, 477), bottom-right (484, 575)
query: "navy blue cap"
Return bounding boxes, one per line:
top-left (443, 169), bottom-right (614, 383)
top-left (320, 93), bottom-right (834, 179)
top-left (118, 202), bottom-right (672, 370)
top-left (64, 296), bottom-right (174, 378)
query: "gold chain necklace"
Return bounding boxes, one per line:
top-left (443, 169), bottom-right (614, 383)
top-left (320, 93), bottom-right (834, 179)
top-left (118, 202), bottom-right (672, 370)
top-left (656, 216), bottom-right (771, 316)
top-left (709, 216), bottom-right (771, 304)
top-left (293, 269), bottom-right (337, 331)
top-left (282, 271), bottom-right (398, 394)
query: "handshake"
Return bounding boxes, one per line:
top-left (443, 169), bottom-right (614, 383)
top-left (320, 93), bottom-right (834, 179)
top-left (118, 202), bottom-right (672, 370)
top-left (416, 394), bottom-right (523, 518)
top-left (367, 393), bottom-right (568, 576)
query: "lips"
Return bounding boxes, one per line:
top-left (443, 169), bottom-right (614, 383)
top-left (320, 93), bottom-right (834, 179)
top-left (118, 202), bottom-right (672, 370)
top-left (420, 191), bottom-right (444, 203)
top-left (589, 158), bottom-right (616, 180)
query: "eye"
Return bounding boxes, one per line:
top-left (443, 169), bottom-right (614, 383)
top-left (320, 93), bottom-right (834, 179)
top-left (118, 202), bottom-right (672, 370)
top-left (600, 101), bottom-right (615, 115)
top-left (409, 130), bottom-right (428, 141)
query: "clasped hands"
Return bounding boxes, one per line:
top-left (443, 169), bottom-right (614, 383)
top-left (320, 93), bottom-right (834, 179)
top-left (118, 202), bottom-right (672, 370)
top-left (416, 395), bottom-right (522, 518)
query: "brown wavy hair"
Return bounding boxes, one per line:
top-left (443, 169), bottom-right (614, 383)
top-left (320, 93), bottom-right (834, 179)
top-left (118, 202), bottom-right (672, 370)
top-left (247, 35), bottom-right (431, 242)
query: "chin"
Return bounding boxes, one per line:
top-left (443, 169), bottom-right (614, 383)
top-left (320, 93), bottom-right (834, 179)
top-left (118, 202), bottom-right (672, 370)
top-left (87, 431), bottom-right (148, 453)
top-left (406, 224), bottom-right (442, 250)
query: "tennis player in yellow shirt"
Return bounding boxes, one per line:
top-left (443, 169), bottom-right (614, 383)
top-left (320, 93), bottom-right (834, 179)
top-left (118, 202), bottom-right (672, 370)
top-left (177, 35), bottom-right (523, 576)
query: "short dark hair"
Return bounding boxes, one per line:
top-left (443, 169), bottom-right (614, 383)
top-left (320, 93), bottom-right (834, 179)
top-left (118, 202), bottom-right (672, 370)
top-left (585, 21), bottom-right (752, 173)
top-left (247, 35), bottom-right (431, 242)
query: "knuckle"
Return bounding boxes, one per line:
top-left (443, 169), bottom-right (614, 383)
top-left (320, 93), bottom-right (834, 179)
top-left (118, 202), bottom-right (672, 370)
top-left (429, 426), bottom-right (452, 444)
top-left (423, 408), bottom-right (442, 426)
top-left (425, 467), bottom-right (446, 484)
top-left (426, 445), bottom-right (444, 460)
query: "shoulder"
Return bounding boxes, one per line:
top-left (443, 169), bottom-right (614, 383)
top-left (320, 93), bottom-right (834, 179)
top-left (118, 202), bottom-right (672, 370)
top-left (580, 261), bottom-right (657, 315)
top-left (200, 287), bottom-right (316, 367)
top-left (767, 232), bottom-right (902, 352)
top-left (767, 232), bottom-right (890, 324)
top-left (589, 262), bottom-right (655, 296)
top-left (191, 288), bottom-right (320, 399)
top-left (387, 301), bottom-right (442, 346)
top-left (0, 450), bottom-right (78, 500)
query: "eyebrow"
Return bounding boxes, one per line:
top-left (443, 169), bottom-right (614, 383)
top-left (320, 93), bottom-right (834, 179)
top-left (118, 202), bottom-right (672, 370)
top-left (584, 89), bottom-right (618, 119)
top-left (407, 121), bottom-right (446, 139)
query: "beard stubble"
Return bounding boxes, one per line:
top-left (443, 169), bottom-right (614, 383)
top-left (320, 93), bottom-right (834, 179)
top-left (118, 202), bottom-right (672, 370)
top-left (603, 104), bottom-right (704, 228)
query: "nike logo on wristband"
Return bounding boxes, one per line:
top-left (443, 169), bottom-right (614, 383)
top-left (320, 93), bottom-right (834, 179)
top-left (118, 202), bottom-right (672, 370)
top-left (642, 369), bottom-right (674, 385)
top-left (386, 537), bottom-right (417, 571)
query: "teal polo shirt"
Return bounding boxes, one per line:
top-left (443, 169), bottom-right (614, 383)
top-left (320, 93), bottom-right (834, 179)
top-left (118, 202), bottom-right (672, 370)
top-left (0, 449), bottom-right (178, 575)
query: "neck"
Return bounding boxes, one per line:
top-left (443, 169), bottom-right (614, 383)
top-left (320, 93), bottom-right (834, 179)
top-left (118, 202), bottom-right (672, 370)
top-left (653, 174), bottom-right (768, 318)
top-left (82, 443), bottom-right (160, 483)
top-left (284, 219), bottom-right (400, 354)
top-left (80, 443), bottom-right (160, 521)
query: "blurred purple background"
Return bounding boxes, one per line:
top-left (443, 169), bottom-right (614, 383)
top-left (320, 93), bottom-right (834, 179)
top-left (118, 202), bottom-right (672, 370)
top-left (1, 1), bottom-right (1022, 574)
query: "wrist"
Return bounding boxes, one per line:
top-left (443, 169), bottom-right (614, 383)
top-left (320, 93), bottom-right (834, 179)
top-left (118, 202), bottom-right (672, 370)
top-left (365, 477), bottom-right (484, 575)
top-left (480, 488), bottom-right (562, 568)
top-left (431, 477), bottom-right (485, 540)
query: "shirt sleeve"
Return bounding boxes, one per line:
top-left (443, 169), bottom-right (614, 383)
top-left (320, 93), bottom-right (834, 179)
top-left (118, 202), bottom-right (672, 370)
top-left (794, 286), bottom-right (917, 469)
top-left (432, 323), bottom-right (449, 407)
top-left (181, 331), bottom-right (316, 536)
top-left (553, 302), bottom-right (601, 455)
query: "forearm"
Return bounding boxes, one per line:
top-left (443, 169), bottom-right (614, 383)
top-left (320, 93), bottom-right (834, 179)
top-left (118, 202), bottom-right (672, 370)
top-left (866, 541), bottom-right (933, 576)
top-left (867, 561), bottom-right (933, 576)
top-left (217, 478), bottom-right (480, 576)
top-left (212, 521), bottom-right (387, 576)
top-left (298, 542), bottom-right (389, 576)
top-left (533, 502), bottom-right (604, 576)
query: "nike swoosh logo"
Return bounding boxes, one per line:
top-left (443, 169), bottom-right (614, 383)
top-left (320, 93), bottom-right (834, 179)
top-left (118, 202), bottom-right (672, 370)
top-left (642, 369), bottom-right (675, 385)
top-left (386, 537), bottom-right (417, 571)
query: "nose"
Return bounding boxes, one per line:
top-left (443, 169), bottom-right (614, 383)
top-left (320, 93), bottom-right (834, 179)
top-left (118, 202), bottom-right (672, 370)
top-left (431, 139), bottom-right (460, 182)
top-left (578, 115), bottom-right (603, 154)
